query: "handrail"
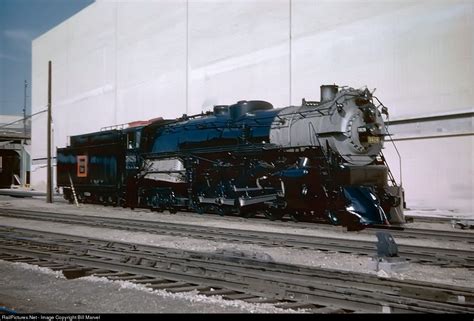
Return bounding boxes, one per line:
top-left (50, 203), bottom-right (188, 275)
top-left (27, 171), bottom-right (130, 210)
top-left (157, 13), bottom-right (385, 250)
top-left (372, 95), bottom-right (402, 187)
top-left (101, 123), bottom-right (127, 131)
top-left (384, 130), bottom-right (403, 186)
top-left (380, 151), bottom-right (398, 186)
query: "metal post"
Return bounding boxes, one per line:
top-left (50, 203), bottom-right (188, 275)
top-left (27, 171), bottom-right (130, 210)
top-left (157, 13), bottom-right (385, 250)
top-left (47, 61), bottom-right (52, 203)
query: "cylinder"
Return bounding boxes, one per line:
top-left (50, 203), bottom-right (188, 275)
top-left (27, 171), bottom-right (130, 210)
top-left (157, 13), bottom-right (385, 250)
top-left (320, 85), bottom-right (338, 103)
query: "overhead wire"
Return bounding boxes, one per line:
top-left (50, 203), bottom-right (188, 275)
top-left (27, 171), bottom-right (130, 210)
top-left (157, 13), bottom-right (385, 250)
top-left (0, 108), bottom-right (47, 129)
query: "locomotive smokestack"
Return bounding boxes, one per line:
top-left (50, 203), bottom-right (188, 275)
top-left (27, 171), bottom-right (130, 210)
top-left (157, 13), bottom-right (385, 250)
top-left (320, 85), bottom-right (338, 103)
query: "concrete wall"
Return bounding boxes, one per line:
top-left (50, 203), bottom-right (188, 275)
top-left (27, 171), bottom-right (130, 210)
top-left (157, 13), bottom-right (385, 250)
top-left (31, 0), bottom-right (473, 213)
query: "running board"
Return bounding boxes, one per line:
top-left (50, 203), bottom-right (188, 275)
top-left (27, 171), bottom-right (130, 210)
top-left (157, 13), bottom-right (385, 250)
top-left (198, 194), bottom-right (278, 207)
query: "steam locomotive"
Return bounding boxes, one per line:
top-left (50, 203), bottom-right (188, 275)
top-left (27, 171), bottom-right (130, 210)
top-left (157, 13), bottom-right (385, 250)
top-left (57, 85), bottom-right (404, 230)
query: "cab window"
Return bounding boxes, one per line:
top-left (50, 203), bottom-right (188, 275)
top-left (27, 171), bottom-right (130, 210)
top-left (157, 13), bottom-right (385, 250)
top-left (127, 131), bottom-right (140, 149)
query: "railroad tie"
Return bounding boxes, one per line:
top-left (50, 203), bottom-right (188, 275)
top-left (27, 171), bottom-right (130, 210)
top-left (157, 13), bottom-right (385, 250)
top-left (102, 275), bottom-right (146, 281)
top-left (167, 286), bottom-right (212, 293)
top-left (147, 281), bottom-right (189, 289)
top-left (275, 302), bottom-right (316, 310)
top-left (131, 278), bottom-right (169, 285)
top-left (308, 306), bottom-right (349, 314)
top-left (199, 289), bottom-right (237, 296)
top-left (223, 293), bottom-right (258, 300)
top-left (9, 257), bottom-right (37, 263)
top-left (92, 272), bottom-right (131, 277)
top-left (36, 262), bottom-right (68, 268)
top-left (62, 268), bottom-right (90, 279)
top-left (243, 297), bottom-right (281, 304)
top-left (86, 269), bottom-right (112, 275)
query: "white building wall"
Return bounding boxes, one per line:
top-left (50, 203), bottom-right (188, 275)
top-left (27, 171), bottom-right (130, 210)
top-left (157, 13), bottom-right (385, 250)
top-left (383, 135), bottom-right (473, 212)
top-left (31, 0), bottom-right (473, 213)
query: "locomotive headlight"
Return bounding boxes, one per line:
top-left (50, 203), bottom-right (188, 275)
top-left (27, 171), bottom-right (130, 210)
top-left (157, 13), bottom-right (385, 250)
top-left (360, 105), bottom-right (377, 123)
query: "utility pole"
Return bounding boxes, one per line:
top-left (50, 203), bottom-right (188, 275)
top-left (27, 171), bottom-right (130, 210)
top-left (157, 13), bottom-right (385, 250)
top-left (47, 61), bottom-right (53, 203)
top-left (289, 0), bottom-right (292, 106)
top-left (23, 80), bottom-right (27, 137)
top-left (21, 80), bottom-right (28, 187)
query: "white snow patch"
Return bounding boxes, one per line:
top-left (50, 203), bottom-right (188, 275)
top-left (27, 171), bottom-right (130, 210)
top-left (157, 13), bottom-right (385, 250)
top-left (81, 276), bottom-right (308, 314)
top-left (4, 260), bottom-right (66, 279)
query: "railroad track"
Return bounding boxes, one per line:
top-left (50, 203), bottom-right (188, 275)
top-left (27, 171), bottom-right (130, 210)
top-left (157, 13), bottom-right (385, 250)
top-left (0, 226), bottom-right (472, 313)
top-left (80, 205), bottom-right (474, 242)
top-left (0, 208), bottom-right (473, 268)
top-left (404, 215), bottom-right (459, 224)
top-left (3, 206), bottom-right (471, 243)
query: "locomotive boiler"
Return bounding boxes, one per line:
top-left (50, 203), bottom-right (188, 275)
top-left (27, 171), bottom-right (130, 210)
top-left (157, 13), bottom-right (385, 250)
top-left (57, 85), bottom-right (404, 230)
